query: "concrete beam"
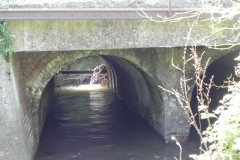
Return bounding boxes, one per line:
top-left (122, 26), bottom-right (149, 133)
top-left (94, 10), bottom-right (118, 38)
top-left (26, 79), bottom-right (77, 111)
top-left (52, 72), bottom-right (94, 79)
top-left (59, 70), bottom-right (94, 74)
top-left (0, 8), bottom-right (200, 20)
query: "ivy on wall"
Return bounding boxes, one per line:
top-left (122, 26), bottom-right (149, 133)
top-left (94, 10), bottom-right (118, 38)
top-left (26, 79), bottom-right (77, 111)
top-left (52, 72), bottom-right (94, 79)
top-left (0, 22), bottom-right (14, 60)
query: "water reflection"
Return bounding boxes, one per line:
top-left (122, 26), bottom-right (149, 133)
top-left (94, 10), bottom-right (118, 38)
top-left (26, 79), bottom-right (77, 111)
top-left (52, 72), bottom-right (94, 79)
top-left (35, 85), bottom-right (198, 160)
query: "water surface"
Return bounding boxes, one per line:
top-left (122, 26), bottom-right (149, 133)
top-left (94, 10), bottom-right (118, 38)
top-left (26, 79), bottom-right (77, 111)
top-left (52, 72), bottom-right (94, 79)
top-left (35, 85), bottom-right (199, 160)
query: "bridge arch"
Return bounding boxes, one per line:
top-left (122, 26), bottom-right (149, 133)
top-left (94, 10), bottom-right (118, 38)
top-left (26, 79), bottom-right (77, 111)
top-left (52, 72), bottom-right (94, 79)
top-left (23, 49), bottom-right (166, 144)
top-left (17, 47), bottom-right (233, 145)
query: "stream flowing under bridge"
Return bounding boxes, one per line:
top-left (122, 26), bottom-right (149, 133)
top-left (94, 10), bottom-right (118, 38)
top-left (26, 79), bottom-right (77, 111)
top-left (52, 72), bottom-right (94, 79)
top-left (0, 1), bottom-right (240, 159)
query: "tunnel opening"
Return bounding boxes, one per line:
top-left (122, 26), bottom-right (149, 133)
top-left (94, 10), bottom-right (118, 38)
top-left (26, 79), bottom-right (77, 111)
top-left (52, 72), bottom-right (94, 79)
top-left (35, 54), bottom-right (171, 160)
top-left (52, 54), bottom-right (164, 138)
top-left (56, 56), bottom-right (104, 87)
top-left (190, 51), bottom-right (240, 140)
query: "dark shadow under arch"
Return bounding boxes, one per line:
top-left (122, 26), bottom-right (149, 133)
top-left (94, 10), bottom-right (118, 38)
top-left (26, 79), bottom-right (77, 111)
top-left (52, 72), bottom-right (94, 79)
top-left (190, 51), bottom-right (240, 139)
top-left (100, 55), bottom-right (164, 137)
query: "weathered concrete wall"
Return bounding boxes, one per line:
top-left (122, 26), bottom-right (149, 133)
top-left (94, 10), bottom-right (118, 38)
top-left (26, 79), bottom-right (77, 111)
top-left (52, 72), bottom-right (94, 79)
top-left (0, 54), bottom-right (36, 160)
top-left (7, 19), bottom-right (240, 51)
top-left (7, 20), bottom-right (188, 51)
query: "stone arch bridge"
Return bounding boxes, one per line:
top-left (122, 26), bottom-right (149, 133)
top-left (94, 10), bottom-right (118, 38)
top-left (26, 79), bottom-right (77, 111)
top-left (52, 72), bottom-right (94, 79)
top-left (1, 7), bottom-right (240, 160)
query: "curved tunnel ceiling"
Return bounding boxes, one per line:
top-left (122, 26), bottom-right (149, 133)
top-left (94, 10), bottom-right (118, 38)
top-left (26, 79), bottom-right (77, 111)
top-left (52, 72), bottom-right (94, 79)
top-left (99, 55), bottom-right (165, 138)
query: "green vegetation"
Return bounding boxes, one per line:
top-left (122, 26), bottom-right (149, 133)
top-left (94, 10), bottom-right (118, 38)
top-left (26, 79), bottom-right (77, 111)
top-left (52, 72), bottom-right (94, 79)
top-left (0, 21), bottom-right (14, 75)
top-left (0, 22), bottom-right (14, 60)
top-left (5, 68), bottom-right (10, 75)
top-left (212, 82), bottom-right (240, 159)
top-left (189, 77), bottom-right (240, 160)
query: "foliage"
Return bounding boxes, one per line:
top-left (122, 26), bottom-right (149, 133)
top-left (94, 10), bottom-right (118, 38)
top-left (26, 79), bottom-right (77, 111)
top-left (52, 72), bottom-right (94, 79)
top-left (0, 22), bottom-right (14, 60)
top-left (5, 69), bottom-right (10, 75)
top-left (214, 81), bottom-right (240, 159)
top-left (190, 76), bottom-right (240, 160)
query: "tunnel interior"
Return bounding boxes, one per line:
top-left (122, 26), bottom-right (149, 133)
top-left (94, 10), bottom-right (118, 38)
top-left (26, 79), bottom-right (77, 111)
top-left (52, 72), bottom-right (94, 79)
top-left (52, 54), bottom-right (163, 136)
top-left (35, 54), bottom-right (165, 159)
top-left (190, 51), bottom-right (240, 139)
top-left (100, 55), bottom-right (163, 125)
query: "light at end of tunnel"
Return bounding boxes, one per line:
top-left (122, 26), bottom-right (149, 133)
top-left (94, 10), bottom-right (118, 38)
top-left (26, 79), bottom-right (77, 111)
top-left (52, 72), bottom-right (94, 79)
top-left (56, 84), bottom-right (110, 92)
top-left (76, 84), bottom-right (103, 90)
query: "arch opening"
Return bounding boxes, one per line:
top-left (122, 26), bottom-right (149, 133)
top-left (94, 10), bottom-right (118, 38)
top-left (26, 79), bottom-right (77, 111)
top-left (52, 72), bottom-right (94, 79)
top-left (56, 56), bottom-right (105, 87)
top-left (190, 51), bottom-right (240, 139)
top-left (36, 54), bottom-right (164, 142)
top-left (35, 54), bottom-right (167, 159)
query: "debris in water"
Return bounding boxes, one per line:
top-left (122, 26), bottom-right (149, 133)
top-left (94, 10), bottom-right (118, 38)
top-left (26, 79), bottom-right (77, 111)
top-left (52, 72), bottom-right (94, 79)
top-left (90, 64), bottom-right (107, 85)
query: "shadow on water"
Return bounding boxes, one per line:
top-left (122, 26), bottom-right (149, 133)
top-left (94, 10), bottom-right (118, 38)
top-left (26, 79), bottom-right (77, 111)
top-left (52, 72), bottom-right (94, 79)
top-left (35, 85), bottom-right (199, 160)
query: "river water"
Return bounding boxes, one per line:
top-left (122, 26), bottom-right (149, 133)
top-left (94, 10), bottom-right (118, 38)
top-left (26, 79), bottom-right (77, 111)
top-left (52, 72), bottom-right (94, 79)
top-left (35, 85), bottom-right (199, 160)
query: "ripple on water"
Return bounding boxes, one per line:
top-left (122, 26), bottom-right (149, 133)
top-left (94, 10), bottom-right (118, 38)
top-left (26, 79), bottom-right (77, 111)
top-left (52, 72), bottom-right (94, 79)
top-left (35, 86), bottom-right (199, 160)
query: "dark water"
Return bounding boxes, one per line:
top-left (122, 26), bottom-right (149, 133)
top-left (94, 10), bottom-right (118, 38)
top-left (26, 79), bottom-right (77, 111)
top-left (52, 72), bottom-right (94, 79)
top-left (35, 85), bottom-right (199, 160)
